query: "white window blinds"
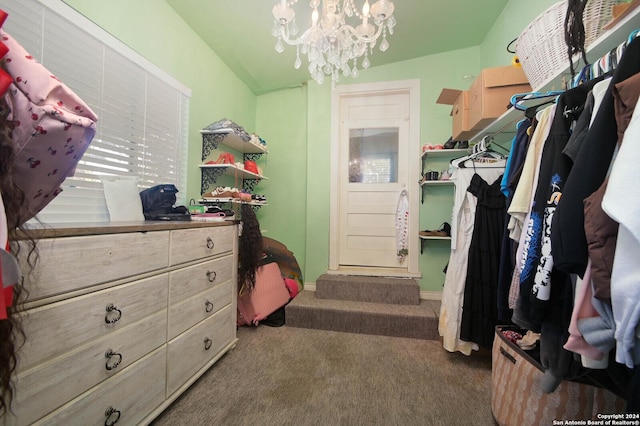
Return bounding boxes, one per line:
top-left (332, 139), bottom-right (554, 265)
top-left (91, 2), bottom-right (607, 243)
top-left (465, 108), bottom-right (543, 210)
top-left (0, 0), bottom-right (191, 223)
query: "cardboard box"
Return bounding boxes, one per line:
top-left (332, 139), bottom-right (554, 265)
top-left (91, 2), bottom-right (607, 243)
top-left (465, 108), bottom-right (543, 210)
top-left (468, 65), bottom-right (531, 130)
top-left (436, 88), bottom-right (476, 141)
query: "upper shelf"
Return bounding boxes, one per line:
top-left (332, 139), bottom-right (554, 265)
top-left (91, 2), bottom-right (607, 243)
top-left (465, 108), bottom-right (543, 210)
top-left (199, 163), bottom-right (268, 180)
top-left (469, 5), bottom-right (640, 145)
top-left (421, 148), bottom-right (469, 159)
top-left (200, 128), bottom-right (269, 154)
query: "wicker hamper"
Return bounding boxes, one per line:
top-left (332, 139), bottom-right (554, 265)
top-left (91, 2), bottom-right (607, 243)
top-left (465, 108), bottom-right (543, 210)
top-left (492, 327), bottom-right (626, 426)
top-left (515, 0), bottom-right (622, 90)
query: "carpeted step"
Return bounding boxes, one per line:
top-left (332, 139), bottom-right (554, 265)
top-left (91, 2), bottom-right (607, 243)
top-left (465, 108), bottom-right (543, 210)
top-left (315, 274), bottom-right (420, 305)
top-left (285, 290), bottom-right (440, 340)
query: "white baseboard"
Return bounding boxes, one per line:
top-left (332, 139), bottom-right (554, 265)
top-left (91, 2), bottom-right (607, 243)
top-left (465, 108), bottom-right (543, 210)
top-left (301, 282), bottom-right (441, 301)
top-left (420, 291), bottom-right (442, 301)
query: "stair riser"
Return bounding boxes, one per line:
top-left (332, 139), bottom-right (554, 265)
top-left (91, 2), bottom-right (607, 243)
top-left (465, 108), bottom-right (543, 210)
top-left (286, 307), bottom-right (439, 340)
top-left (316, 275), bottom-right (420, 305)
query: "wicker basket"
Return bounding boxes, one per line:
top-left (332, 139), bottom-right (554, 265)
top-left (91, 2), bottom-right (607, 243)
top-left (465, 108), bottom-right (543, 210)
top-left (515, 0), bottom-right (621, 90)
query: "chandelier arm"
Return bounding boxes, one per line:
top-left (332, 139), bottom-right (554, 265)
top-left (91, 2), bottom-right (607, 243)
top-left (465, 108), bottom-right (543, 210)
top-left (277, 25), bottom-right (316, 46)
top-left (337, 22), bottom-right (385, 43)
top-left (277, 22), bottom-right (385, 47)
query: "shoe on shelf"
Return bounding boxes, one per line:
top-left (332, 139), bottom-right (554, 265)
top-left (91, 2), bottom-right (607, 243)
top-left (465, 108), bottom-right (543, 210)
top-left (458, 140), bottom-right (469, 149)
top-left (440, 168), bottom-right (452, 180)
top-left (420, 170), bottom-right (440, 184)
top-left (443, 137), bottom-right (458, 149)
top-left (203, 186), bottom-right (237, 199)
top-left (419, 222), bottom-right (451, 237)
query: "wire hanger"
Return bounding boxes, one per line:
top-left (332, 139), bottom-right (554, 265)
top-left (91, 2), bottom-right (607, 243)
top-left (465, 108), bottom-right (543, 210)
top-left (452, 136), bottom-right (506, 169)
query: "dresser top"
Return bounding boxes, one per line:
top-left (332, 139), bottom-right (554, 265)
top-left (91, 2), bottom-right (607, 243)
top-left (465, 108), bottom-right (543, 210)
top-left (18, 220), bottom-right (238, 239)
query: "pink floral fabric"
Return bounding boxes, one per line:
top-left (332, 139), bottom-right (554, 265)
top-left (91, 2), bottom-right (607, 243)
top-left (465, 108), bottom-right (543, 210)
top-left (1, 28), bottom-right (98, 221)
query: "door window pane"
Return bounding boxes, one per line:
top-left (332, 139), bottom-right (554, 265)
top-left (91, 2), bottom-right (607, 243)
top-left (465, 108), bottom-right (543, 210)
top-left (348, 128), bottom-right (399, 183)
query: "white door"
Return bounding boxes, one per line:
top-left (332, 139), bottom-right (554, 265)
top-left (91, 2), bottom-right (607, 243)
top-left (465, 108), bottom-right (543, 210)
top-left (330, 81), bottom-right (420, 276)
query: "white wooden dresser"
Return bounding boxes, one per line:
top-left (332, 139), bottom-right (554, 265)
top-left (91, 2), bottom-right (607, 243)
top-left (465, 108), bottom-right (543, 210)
top-left (6, 221), bottom-right (238, 425)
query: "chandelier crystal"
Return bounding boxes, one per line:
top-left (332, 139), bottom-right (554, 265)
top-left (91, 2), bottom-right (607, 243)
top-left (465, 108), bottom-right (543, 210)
top-left (272, 0), bottom-right (396, 86)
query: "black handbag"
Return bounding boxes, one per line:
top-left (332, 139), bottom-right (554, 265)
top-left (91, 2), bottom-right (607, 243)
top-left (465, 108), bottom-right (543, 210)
top-left (139, 184), bottom-right (190, 221)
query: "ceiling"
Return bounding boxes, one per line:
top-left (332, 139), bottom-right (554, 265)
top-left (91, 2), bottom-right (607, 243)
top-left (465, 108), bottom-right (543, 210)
top-left (165, 0), bottom-right (509, 95)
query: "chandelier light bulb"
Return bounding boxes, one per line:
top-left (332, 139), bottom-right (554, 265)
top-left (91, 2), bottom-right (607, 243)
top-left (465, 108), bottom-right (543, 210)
top-left (271, 0), bottom-right (395, 86)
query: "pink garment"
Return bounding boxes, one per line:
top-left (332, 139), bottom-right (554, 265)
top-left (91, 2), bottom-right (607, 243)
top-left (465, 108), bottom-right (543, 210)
top-left (284, 277), bottom-right (299, 298)
top-left (563, 260), bottom-right (605, 363)
top-left (1, 29), bottom-right (98, 222)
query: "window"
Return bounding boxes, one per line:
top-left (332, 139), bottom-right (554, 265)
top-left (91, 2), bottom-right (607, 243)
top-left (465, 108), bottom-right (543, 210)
top-left (0, 0), bottom-right (191, 223)
top-left (348, 128), bottom-right (399, 183)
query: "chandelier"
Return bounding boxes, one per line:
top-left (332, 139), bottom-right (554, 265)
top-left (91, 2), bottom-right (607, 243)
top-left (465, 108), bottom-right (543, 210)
top-left (271, 0), bottom-right (396, 86)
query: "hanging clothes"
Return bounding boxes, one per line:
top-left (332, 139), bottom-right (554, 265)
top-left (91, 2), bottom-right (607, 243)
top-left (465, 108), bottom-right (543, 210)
top-left (497, 118), bottom-right (531, 322)
top-left (459, 172), bottom-right (506, 349)
top-left (516, 76), bottom-right (604, 334)
top-left (552, 36), bottom-right (640, 279)
top-left (439, 165), bottom-right (504, 355)
top-left (602, 87), bottom-right (640, 369)
top-left (395, 190), bottom-right (409, 262)
top-left (509, 105), bottom-right (555, 330)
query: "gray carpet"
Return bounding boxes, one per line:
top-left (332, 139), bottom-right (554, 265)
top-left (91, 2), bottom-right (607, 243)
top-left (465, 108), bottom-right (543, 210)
top-left (152, 325), bottom-right (495, 426)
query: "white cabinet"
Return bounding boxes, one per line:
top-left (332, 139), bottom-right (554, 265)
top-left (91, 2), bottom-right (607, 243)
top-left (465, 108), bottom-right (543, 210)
top-left (8, 222), bottom-right (238, 425)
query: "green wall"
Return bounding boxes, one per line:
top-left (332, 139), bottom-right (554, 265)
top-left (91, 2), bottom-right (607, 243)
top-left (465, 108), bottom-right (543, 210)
top-left (254, 87), bottom-right (309, 275)
top-left (63, 0), bottom-right (553, 294)
top-left (481, 0), bottom-right (560, 69)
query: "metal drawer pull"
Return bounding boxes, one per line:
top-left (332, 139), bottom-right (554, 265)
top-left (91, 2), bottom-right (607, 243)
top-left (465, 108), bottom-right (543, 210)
top-left (104, 406), bottom-right (121, 426)
top-left (105, 349), bottom-right (123, 371)
top-left (205, 300), bottom-right (214, 313)
top-left (204, 337), bottom-right (212, 351)
top-left (206, 270), bottom-right (217, 283)
top-left (206, 237), bottom-right (215, 249)
top-left (105, 304), bottom-right (122, 324)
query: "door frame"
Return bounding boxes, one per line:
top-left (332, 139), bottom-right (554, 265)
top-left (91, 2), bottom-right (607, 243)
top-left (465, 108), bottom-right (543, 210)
top-left (328, 79), bottom-right (421, 277)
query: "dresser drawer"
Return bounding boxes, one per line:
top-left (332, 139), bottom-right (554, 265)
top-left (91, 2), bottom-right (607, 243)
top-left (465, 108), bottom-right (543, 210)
top-left (20, 231), bottom-right (170, 301)
top-left (169, 225), bottom-right (235, 265)
top-left (169, 255), bottom-right (234, 304)
top-left (18, 274), bottom-right (168, 372)
top-left (31, 347), bottom-right (166, 426)
top-left (10, 311), bottom-right (166, 426)
top-left (166, 304), bottom-right (235, 396)
top-left (168, 279), bottom-right (233, 340)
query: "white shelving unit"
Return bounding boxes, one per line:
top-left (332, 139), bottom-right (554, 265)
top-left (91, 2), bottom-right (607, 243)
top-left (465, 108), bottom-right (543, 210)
top-left (419, 148), bottom-right (463, 253)
top-left (198, 126), bottom-right (268, 197)
top-left (420, 148), bottom-right (466, 203)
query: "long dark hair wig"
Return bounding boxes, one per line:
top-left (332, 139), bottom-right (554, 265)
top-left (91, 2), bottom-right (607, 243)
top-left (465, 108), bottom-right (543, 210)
top-left (564, 0), bottom-right (590, 80)
top-left (237, 203), bottom-right (263, 294)
top-left (0, 95), bottom-right (34, 416)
